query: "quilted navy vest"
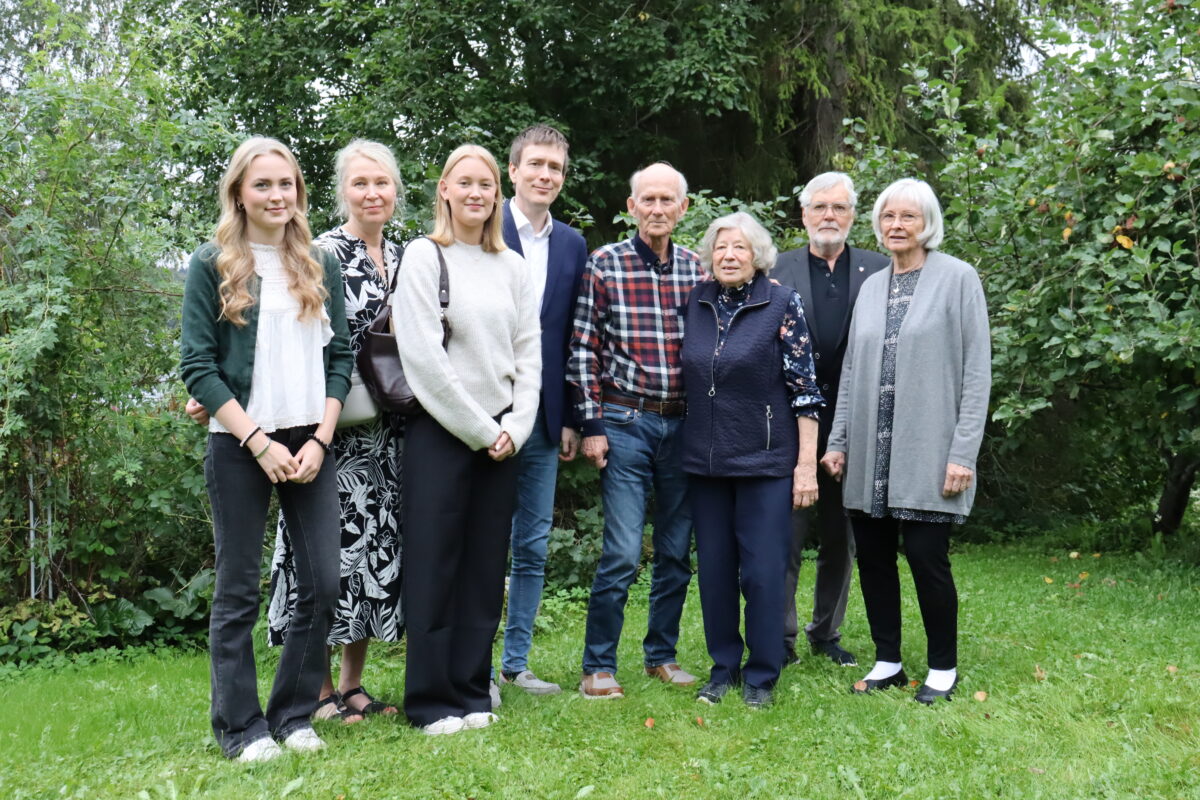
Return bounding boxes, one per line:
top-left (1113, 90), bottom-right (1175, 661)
top-left (682, 276), bottom-right (798, 477)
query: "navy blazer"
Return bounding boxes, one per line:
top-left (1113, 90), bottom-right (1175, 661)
top-left (502, 200), bottom-right (589, 439)
top-left (772, 244), bottom-right (889, 428)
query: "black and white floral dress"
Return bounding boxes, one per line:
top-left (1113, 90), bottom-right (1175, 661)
top-left (267, 228), bottom-right (406, 645)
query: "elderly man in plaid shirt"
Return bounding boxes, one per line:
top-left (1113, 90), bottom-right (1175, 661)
top-left (568, 162), bottom-right (704, 699)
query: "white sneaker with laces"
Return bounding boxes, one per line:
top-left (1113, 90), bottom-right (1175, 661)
top-left (462, 711), bottom-right (498, 730)
top-left (500, 670), bottom-right (562, 695)
top-left (423, 716), bottom-right (465, 735)
top-left (236, 736), bottom-right (283, 763)
top-left (281, 727), bottom-right (325, 752)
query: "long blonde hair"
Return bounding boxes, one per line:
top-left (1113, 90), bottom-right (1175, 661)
top-left (430, 144), bottom-right (507, 253)
top-left (213, 137), bottom-right (326, 327)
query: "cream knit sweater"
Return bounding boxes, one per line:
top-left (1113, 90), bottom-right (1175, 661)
top-left (393, 236), bottom-right (542, 452)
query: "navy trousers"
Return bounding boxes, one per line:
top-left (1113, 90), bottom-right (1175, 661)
top-left (691, 474), bottom-right (792, 690)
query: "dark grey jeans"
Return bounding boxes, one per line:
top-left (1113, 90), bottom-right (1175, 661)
top-left (784, 466), bottom-right (854, 653)
top-left (205, 428), bottom-right (339, 758)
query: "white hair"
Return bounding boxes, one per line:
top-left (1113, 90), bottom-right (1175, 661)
top-left (629, 162), bottom-right (688, 200)
top-left (698, 212), bottom-right (778, 276)
top-left (799, 171), bottom-right (857, 209)
top-left (871, 178), bottom-right (945, 251)
top-left (333, 139), bottom-right (403, 220)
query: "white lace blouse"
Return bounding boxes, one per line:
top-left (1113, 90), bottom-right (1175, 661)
top-left (210, 243), bottom-right (334, 434)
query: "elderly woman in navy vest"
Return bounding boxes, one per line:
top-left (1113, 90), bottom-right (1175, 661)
top-left (682, 211), bottom-right (824, 708)
top-left (822, 178), bottom-right (991, 705)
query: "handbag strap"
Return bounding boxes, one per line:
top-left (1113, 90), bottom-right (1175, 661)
top-left (386, 236), bottom-right (449, 312)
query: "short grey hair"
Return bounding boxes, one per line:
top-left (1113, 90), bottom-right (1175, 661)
top-left (799, 171), bottom-right (857, 209)
top-left (629, 162), bottom-right (688, 200)
top-left (871, 178), bottom-right (945, 251)
top-left (698, 212), bottom-right (778, 276)
top-left (333, 139), bottom-right (403, 220)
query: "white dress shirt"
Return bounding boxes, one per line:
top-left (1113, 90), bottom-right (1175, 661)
top-left (509, 201), bottom-right (552, 314)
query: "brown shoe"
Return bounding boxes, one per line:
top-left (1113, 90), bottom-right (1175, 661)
top-left (579, 671), bottom-right (625, 699)
top-left (644, 663), bottom-right (697, 687)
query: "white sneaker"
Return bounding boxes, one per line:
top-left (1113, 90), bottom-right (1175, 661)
top-left (422, 716), bottom-right (465, 735)
top-left (489, 679), bottom-right (502, 709)
top-left (462, 711), bottom-right (498, 730)
top-left (281, 726), bottom-right (325, 752)
top-left (499, 669), bottom-right (562, 695)
top-left (236, 736), bottom-right (283, 763)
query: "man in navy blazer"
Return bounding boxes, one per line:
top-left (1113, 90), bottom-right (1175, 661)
top-left (771, 172), bottom-right (889, 668)
top-left (496, 125), bottom-right (589, 696)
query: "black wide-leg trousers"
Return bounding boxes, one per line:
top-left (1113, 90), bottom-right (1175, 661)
top-left (851, 516), bottom-right (958, 670)
top-left (401, 413), bottom-right (519, 727)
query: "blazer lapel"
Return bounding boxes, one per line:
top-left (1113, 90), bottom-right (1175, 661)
top-left (792, 249), bottom-right (818, 348)
top-left (502, 200), bottom-right (524, 257)
top-left (541, 224), bottom-right (566, 319)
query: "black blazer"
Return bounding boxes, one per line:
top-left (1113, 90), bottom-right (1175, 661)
top-left (502, 200), bottom-right (589, 439)
top-left (772, 244), bottom-right (889, 428)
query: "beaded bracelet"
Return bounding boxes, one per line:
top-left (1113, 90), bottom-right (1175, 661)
top-left (306, 433), bottom-right (331, 455)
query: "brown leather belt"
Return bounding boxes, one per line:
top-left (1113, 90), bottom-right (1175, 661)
top-left (602, 391), bottom-right (686, 417)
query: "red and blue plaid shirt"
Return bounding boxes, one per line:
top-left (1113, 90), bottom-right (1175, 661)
top-left (568, 235), bottom-right (704, 436)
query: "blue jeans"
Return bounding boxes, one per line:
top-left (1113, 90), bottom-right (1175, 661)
top-left (502, 411), bottom-right (560, 674)
top-left (581, 403), bottom-right (693, 675)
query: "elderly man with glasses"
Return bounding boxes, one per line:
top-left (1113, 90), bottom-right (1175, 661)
top-left (771, 172), bottom-right (889, 668)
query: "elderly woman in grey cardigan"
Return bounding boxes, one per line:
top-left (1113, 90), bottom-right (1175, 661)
top-left (821, 178), bottom-right (990, 705)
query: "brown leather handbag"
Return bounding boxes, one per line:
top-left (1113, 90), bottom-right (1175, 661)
top-left (356, 238), bottom-right (450, 416)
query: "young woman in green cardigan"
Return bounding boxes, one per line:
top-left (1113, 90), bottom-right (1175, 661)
top-left (180, 137), bottom-right (353, 762)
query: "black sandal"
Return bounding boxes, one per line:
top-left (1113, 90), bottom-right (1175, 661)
top-left (312, 692), bottom-right (364, 724)
top-left (341, 686), bottom-right (399, 716)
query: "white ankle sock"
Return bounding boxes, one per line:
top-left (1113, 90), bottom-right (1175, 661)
top-left (924, 667), bottom-right (957, 692)
top-left (863, 660), bottom-right (902, 681)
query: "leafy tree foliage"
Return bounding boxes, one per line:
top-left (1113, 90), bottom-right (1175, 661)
top-left (0, 1), bottom-right (232, 613)
top-left (146, 0), bottom-right (1051, 242)
top-left (842, 0), bottom-right (1200, 535)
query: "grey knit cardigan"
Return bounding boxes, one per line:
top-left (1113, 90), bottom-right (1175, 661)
top-left (826, 249), bottom-right (991, 518)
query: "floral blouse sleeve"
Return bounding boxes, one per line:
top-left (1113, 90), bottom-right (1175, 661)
top-left (780, 289), bottom-right (825, 419)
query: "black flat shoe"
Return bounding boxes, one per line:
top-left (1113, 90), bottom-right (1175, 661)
top-left (850, 669), bottom-right (908, 694)
top-left (914, 676), bottom-right (959, 705)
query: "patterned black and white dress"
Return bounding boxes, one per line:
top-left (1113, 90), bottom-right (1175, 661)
top-left (860, 268), bottom-right (964, 525)
top-left (267, 228), bottom-right (406, 645)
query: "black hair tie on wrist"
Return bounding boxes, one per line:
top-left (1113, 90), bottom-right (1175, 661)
top-left (307, 433), bottom-right (331, 455)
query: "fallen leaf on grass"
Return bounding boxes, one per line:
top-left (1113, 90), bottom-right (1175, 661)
top-left (909, 679), bottom-right (921, 688)
top-left (1034, 664), bottom-right (1047, 682)
top-left (1103, 578), bottom-right (1117, 587)
top-left (1079, 571), bottom-right (1089, 580)
top-left (1066, 582), bottom-right (1080, 589)
top-left (1049, 556), bottom-right (1059, 563)
top-left (644, 717), bottom-right (655, 729)
top-left (1044, 576), bottom-right (1054, 584)
top-left (576, 786), bottom-right (596, 799)
top-left (1029, 767), bottom-right (1045, 775)
top-left (1092, 552), bottom-right (1101, 558)
top-left (1069, 551), bottom-right (1080, 559)
top-left (973, 691), bottom-right (988, 702)
top-left (1167, 665), bottom-right (1179, 674)
top-left (695, 717), bottom-right (705, 727)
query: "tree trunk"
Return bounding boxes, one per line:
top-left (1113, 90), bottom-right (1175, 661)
top-left (1154, 451), bottom-right (1200, 536)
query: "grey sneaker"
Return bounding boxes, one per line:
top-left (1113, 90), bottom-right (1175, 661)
top-left (500, 669), bottom-right (562, 695)
top-left (489, 679), bottom-right (502, 709)
top-left (742, 684), bottom-right (774, 709)
top-left (696, 680), bottom-right (736, 705)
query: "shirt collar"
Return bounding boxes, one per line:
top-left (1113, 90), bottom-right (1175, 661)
top-left (510, 201), bottom-right (553, 240)
top-left (632, 233), bottom-right (674, 271)
top-left (807, 244), bottom-right (850, 272)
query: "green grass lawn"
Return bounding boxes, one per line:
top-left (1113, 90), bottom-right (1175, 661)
top-left (1, 542), bottom-right (1197, 799)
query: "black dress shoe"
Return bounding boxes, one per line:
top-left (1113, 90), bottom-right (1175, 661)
top-left (812, 640), bottom-right (858, 666)
top-left (850, 669), bottom-right (908, 694)
top-left (914, 676), bottom-right (959, 705)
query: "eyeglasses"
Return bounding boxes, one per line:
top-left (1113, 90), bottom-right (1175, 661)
top-left (809, 202), bottom-right (852, 217)
top-left (879, 211), bottom-right (923, 226)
